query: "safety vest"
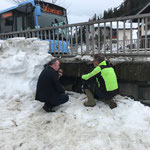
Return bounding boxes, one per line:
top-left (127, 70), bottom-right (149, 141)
top-left (82, 60), bottom-right (118, 91)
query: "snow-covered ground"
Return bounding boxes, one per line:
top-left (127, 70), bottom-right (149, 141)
top-left (0, 38), bottom-right (150, 150)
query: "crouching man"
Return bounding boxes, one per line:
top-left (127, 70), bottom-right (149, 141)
top-left (81, 54), bottom-right (118, 109)
top-left (35, 59), bottom-right (69, 112)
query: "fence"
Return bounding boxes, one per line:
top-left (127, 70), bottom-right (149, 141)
top-left (1, 13), bottom-right (150, 57)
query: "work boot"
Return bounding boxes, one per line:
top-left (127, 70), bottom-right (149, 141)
top-left (108, 99), bottom-right (117, 109)
top-left (99, 98), bottom-right (117, 109)
top-left (43, 104), bottom-right (55, 112)
top-left (84, 89), bottom-right (96, 107)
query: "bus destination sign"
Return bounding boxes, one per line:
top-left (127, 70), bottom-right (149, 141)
top-left (43, 4), bottom-right (63, 16)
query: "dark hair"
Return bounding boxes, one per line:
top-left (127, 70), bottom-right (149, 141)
top-left (44, 58), bottom-right (59, 68)
top-left (94, 54), bottom-right (105, 63)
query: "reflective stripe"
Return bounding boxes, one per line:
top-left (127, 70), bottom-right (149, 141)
top-left (96, 77), bottom-right (100, 87)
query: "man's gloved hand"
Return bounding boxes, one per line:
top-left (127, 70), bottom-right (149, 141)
top-left (58, 69), bottom-right (63, 79)
top-left (81, 75), bottom-right (88, 80)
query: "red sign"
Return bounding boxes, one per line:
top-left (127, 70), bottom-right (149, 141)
top-left (2, 12), bottom-right (13, 18)
top-left (43, 5), bottom-right (62, 16)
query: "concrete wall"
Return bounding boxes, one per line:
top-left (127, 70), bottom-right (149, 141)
top-left (60, 59), bottom-right (150, 100)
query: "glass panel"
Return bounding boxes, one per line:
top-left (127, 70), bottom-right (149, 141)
top-left (0, 17), bottom-right (13, 33)
top-left (16, 17), bottom-right (23, 31)
top-left (24, 14), bottom-right (34, 30)
top-left (37, 12), bottom-right (67, 28)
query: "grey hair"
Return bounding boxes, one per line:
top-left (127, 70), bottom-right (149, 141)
top-left (48, 59), bottom-right (59, 66)
top-left (44, 58), bottom-right (59, 68)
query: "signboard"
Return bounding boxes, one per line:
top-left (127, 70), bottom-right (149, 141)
top-left (40, 2), bottom-right (65, 16)
top-left (43, 5), bottom-right (62, 15)
top-left (2, 12), bottom-right (13, 18)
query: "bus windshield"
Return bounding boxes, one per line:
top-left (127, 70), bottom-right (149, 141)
top-left (37, 11), bottom-right (67, 28)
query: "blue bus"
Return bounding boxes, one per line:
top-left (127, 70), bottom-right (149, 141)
top-left (0, 0), bottom-right (70, 53)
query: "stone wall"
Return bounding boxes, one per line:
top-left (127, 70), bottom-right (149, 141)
top-left (60, 59), bottom-right (150, 100)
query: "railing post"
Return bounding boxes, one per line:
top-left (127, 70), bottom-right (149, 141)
top-left (70, 27), bottom-right (73, 55)
top-left (80, 25), bottom-right (83, 55)
top-left (123, 20), bottom-right (126, 53)
top-left (49, 30), bottom-right (51, 53)
top-left (104, 22), bottom-right (106, 54)
top-left (98, 23), bottom-right (101, 53)
top-left (61, 28), bottom-right (64, 54)
top-left (137, 18), bottom-right (140, 53)
top-left (86, 25), bottom-right (89, 54)
top-left (130, 19), bottom-right (133, 54)
top-left (57, 28), bottom-right (60, 54)
top-left (145, 17), bottom-right (148, 53)
top-left (91, 24), bottom-right (95, 54)
top-left (53, 30), bottom-right (55, 53)
top-left (75, 26), bottom-right (78, 54)
top-left (110, 21), bottom-right (112, 54)
top-left (117, 21), bottom-right (119, 53)
top-left (66, 27), bottom-right (69, 55)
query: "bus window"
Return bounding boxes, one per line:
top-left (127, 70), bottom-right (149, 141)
top-left (24, 14), bottom-right (34, 30)
top-left (0, 17), bottom-right (13, 33)
top-left (16, 16), bottom-right (23, 31)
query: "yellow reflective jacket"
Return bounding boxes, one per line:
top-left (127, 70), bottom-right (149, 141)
top-left (82, 60), bottom-right (118, 91)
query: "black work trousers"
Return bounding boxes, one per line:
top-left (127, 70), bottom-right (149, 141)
top-left (44, 93), bottom-right (69, 108)
top-left (82, 79), bottom-right (117, 100)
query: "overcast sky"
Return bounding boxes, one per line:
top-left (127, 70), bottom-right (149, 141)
top-left (0, 0), bottom-right (124, 24)
top-left (62, 0), bottom-right (124, 23)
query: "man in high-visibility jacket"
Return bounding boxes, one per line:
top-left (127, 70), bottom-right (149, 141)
top-left (81, 54), bottom-right (118, 109)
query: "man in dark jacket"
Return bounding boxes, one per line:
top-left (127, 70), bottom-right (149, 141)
top-left (35, 59), bottom-right (69, 112)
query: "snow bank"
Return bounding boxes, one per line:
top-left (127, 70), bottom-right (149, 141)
top-left (0, 38), bottom-right (53, 99)
top-left (0, 38), bottom-right (150, 150)
top-left (0, 92), bottom-right (150, 150)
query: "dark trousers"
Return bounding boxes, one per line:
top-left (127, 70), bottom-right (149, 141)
top-left (44, 93), bottom-right (69, 108)
top-left (82, 80), bottom-right (117, 100)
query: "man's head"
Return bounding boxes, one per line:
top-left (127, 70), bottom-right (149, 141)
top-left (48, 59), bottom-right (60, 71)
top-left (93, 54), bottom-right (105, 67)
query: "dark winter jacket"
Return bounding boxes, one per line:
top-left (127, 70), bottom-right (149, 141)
top-left (35, 66), bottom-right (65, 105)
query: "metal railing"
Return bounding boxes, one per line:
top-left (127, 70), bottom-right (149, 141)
top-left (1, 13), bottom-right (150, 57)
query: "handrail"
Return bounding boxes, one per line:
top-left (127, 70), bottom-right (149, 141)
top-left (1, 13), bottom-right (150, 57)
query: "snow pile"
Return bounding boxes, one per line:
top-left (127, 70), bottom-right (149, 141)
top-left (0, 38), bottom-right (150, 150)
top-left (0, 38), bottom-right (52, 99)
top-left (60, 54), bottom-right (93, 63)
top-left (74, 55), bottom-right (93, 61)
top-left (0, 92), bottom-right (150, 150)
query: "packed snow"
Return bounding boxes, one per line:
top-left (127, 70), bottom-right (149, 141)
top-left (0, 38), bottom-right (150, 150)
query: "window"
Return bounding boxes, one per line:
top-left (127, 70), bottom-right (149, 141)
top-left (0, 17), bottom-right (13, 33)
top-left (24, 13), bottom-right (34, 30)
top-left (16, 16), bottom-right (23, 31)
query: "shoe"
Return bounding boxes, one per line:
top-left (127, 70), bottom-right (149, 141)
top-left (108, 99), bottom-right (117, 109)
top-left (84, 101), bottom-right (96, 107)
top-left (43, 105), bottom-right (55, 112)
